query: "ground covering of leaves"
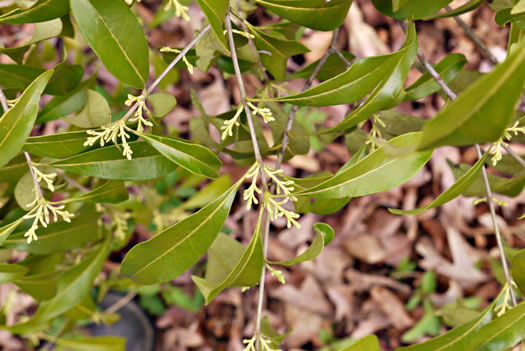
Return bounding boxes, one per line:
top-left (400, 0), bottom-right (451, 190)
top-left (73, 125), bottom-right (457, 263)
top-left (1, 0), bottom-right (524, 350)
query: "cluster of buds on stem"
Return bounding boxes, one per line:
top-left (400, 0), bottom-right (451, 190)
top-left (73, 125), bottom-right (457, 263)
top-left (491, 121), bottom-right (525, 166)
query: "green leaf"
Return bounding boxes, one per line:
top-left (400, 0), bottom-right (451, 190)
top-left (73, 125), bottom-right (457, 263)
top-left (392, 0), bottom-right (410, 12)
top-left (254, 0), bottom-right (353, 31)
top-left (146, 93), bottom-right (177, 118)
top-left (512, 248), bottom-right (525, 296)
top-left (404, 54), bottom-right (467, 101)
top-left (418, 38), bottom-right (525, 150)
top-left (192, 221), bottom-right (264, 304)
top-left (0, 0), bottom-right (69, 24)
top-left (296, 133), bottom-right (432, 199)
top-left (468, 302), bottom-right (525, 351)
top-left (389, 151), bottom-right (489, 215)
top-left (9, 237), bottom-right (110, 333)
top-left (23, 131), bottom-right (94, 158)
top-left (138, 133), bottom-right (222, 178)
top-left (181, 175), bottom-right (232, 210)
top-left (267, 223), bottom-right (334, 266)
top-left (4, 211), bottom-right (103, 255)
top-left (194, 0), bottom-right (229, 52)
top-left (424, 0), bottom-right (484, 19)
top-left (0, 18), bottom-right (63, 64)
top-left (15, 270), bottom-right (59, 301)
top-left (56, 336), bottom-right (125, 351)
top-left (0, 70), bottom-right (53, 168)
top-left (0, 218), bottom-right (25, 246)
top-left (340, 335), bottom-right (381, 351)
top-left (64, 181), bottom-right (129, 204)
top-left (0, 263), bottom-right (29, 284)
top-left (120, 179), bottom-right (242, 284)
top-left (0, 64), bottom-right (45, 90)
top-left (66, 89), bottom-right (111, 128)
top-left (71, 0), bottom-right (149, 88)
top-left (245, 21), bottom-right (310, 81)
top-left (372, 0), bottom-right (452, 20)
top-left (50, 141), bottom-right (179, 181)
top-left (267, 21), bottom-right (416, 127)
top-left (288, 51), bottom-right (355, 81)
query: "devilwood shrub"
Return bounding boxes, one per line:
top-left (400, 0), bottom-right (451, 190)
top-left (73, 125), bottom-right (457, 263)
top-left (1, 0), bottom-right (525, 350)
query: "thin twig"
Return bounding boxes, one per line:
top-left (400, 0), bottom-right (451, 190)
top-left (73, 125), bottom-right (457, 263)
top-left (233, 2), bottom-right (267, 81)
top-left (331, 47), bottom-right (352, 69)
top-left (0, 89), bottom-right (8, 112)
top-left (410, 23), bottom-right (517, 305)
top-left (503, 144), bottom-right (525, 170)
top-left (275, 28), bottom-right (341, 169)
top-left (225, 12), bottom-right (267, 169)
top-left (121, 25), bottom-right (211, 122)
top-left (105, 291), bottom-right (137, 314)
top-left (445, 6), bottom-right (499, 65)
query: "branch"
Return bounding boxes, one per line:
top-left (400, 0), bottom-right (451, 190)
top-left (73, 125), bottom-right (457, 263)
top-left (445, 6), bottom-right (499, 65)
top-left (502, 144), bottom-right (525, 170)
top-left (409, 23), bottom-right (517, 305)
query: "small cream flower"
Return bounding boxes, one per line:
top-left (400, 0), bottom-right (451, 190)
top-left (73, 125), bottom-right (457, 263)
top-left (23, 197), bottom-right (74, 243)
top-left (160, 47), bottom-right (194, 74)
top-left (220, 104), bottom-right (244, 140)
top-left (247, 102), bottom-right (274, 123)
top-left (223, 28), bottom-right (255, 40)
top-left (164, 0), bottom-right (190, 21)
top-left (31, 166), bottom-right (57, 192)
top-left (491, 121), bottom-right (525, 166)
top-left (84, 119), bottom-right (134, 160)
top-left (266, 264), bottom-right (286, 284)
top-left (243, 162), bottom-right (262, 210)
top-left (125, 92), bottom-right (154, 133)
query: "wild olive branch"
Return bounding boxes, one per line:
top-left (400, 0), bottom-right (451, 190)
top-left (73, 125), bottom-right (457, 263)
top-left (405, 22), bottom-right (518, 306)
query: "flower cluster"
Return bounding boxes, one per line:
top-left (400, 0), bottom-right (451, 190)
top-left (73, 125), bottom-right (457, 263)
top-left (220, 104), bottom-right (244, 140)
top-left (243, 162), bottom-right (262, 210)
top-left (266, 263), bottom-right (286, 284)
top-left (125, 92), bottom-right (154, 133)
top-left (473, 196), bottom-right (509, 208)
top-left (164, 0), bottom-right (190, 21)
top-left (247, 102), bottom-right (274, 123)
top-left (84, 119), bottom-right (134, 160)
top-left (223, 28), bottom-right (255, 40)
top-left (242, 333), bottom-right (281, 351)
top-left (31, 166), bottom-right (57, 192)
top-left (263, 165), bottom-right (300, 229)
top-left (491, 121), bottom-right (525, 166)
top-left (365, 114), bottom-right (386, 152)
top-left (495, 283), bottom-right (516, 317)
top-left (160, 47), bottom-right (194, 74)
top-left (23, 197), bottom-right (74, 243)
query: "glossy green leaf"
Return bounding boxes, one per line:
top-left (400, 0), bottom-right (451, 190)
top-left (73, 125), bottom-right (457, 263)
top-left (392, 0), bottom-right (410, 12)
top-left (512, 248), bottom-right (525, 296)
top-left (296, 133), bottom-right (432, 199)
top-left (0, 64), bottom-right (45, 90)
top-left (396, 303), bottom-right (494, 351)
top-left (66, 89), bottom-right (111, 128)
top-left (341, 335), bottom-right (381, 351)
top-left (268, 22), bottom-right (416, 122)
top-left (138, 133), bottom-right (222, 178)
top-left (15, 171), bottom-right (38, 210)
top-left (0, 218), bottom-right (25, 246)
top-left (496, 7), bottom-right (525, 27)
top-left (23, 131), bottom-right (94, 158)
top-left (254, 0), bottom-right (353, 31)
top-left (56, 336), bottom-right (125, 351)
top-left (372, 0), bottom-right (452, 19)
top-left (194, 0), bottom-right (229, 52)
top-left (44, 60), bottom-right (84, 96)
top-left (0, 263), bottom-right (28, 284)
top-left (146, 93), bottom-right (177, 118)
top-left (121, 180), bottom-right (241, 284)
top-left (404, 54), bottom-right (467, 101)
top-left (418, 38), bottom-right (525, 150)
top-left (424, 0), bottom-right (484, 19)
top-left (376, 110), bottom-right (426, 139)
top-left (64, 181), bottom-right (129, 204)
top-left (0, 0), bottom-right (69, 24)
top-left (181, 175), bottom-right (232, 210)
top-left (9, 237), bottom-right (110, 333)
top-left (15, 271), bottom-right (59, 301)
top-left (450, 162), bottom-right (525, 198)
top-left (50, 141), bottom-right (178, 181)
top-left (268, 223), bottom-right (334, 266)
top-left (4, 211), bottom-right (102, 254)
top-left (192, 221), bottom-right (264, 304)
top-left (71, 0), bottom-right (149, 88)
top-left (245, 21), bottom-right (310, 81)
top-left (288, 51), bottom-right (355, 81)
top-left (0, 19), bottom-right (63, 64)
top-left (0, 70), bottom-right (53, 168)
top-left (390, 152), bottom-right (489, 215)
top-left (468, 302), bottom-right (525, 351)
